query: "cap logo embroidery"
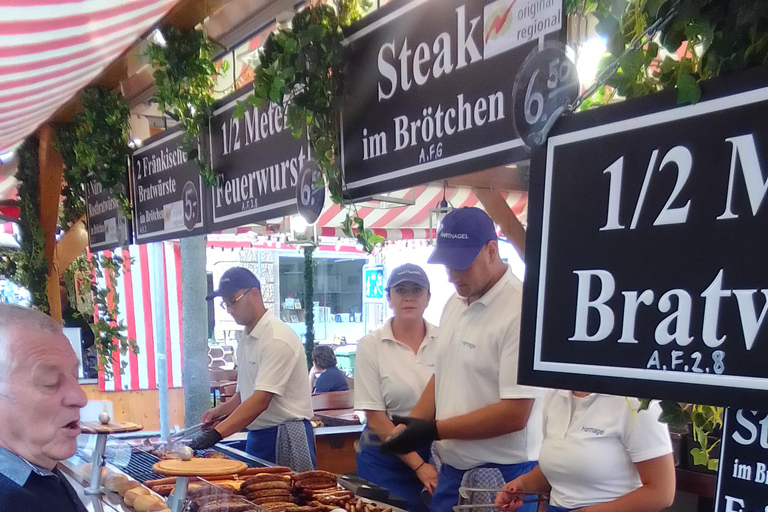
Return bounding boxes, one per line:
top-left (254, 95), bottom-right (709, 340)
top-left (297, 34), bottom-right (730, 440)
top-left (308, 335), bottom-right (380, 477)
top-left (440, 232), bottom-right (470, 239)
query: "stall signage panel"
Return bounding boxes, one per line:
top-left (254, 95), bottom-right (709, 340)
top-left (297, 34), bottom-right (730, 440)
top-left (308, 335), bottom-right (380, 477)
top-left (341, 0), bottom-right (563, 199)
top-left (519, 68), bottom-right (768, 409)
top-left (85, 177), bottom-right (131, 252)
top-left (715, 408), bottom-right (768, 512)
top-left (131, 127), bottom-right (205, 243)
top-left (208, 86), bottom-right (310, 231)
top-left (364, 266), bottom-right (385, 300)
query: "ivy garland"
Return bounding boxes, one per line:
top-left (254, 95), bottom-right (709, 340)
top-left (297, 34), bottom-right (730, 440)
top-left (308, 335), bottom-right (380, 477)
top-left (146, 26), bottom-right (224, 187)
top-left (570, 0), bottom-right (768, 105)
top-left (60, 87), bottom-right (133, 219)
top-left (14, 139), bottom-right (50, 312)
top-left (88, 252), bottom-right (138, 379)
top-left (235, 0), bottom-right (384, 253)
top-left (303, 246), bottom-right (316, 369)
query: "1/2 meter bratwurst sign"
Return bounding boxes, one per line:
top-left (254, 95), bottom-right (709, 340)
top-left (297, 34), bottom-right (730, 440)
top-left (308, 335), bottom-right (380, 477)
top-left (341, 0), bottom-right (563, 198)
top-left (519, 67), bottom-right (768, 409)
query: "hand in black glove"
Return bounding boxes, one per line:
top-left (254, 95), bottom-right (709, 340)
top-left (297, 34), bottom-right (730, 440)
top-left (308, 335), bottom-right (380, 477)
top-left (379, 415), bottom-right (439, 454)
top-left (187, 428), bottom-right (222, 450)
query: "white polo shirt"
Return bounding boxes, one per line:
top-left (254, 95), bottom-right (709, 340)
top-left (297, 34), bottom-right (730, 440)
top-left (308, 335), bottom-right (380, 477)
top-left (354, 319), bottom-right (438, 418)
top-left (235, 311), bottom-right (313, 430)
top-left (540, 391), bottom-right (673, 509)
top-left (434, 266), bottom-right (544, 470)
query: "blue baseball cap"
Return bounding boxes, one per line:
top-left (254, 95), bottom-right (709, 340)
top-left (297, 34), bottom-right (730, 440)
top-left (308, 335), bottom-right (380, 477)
top-left (387, 263), bottom-right (430, 291)
top-left (205, 267), bottom-right (261, 300)
top-left (428, 207), bottom-right (497, 270)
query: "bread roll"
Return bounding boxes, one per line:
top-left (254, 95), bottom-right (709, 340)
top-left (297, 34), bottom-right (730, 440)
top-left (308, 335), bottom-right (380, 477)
top-left (117, 479), bottom-right (141, 496)
top-left (104, 473), bottom-right (128, 492)
top-left (133, 494), bottom-right (164, 512)
top-left (124, 486), bottom-right (151, 506)
top-left (147, 502), bottom-right (170, 512)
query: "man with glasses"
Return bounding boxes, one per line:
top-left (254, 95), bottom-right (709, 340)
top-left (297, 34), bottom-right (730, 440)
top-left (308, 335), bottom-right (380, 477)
top-left (189, 267), bottom-right (316, 471)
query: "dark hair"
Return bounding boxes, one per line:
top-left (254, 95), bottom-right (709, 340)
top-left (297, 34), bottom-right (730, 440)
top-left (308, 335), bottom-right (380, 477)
top-left (312, 345), bottom-right (337, 370)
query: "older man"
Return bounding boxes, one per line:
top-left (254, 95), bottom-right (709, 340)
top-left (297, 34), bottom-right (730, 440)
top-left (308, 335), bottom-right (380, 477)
top-left (0, 303), bottom-right (89, 511)
top-left (381, 207), bottom-right (544, 512)
top-left (190, 267), bottom-right (315, 471)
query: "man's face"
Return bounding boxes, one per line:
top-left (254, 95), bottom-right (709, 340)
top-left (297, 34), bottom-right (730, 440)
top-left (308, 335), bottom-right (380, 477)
top-left (0, 328), bottom-right (87, 469)
top-left (446, 243), bottom-right (495, 299)
top-left (387, 282), bottom-right (430, 321)
top-left (222, 288), bottom-right (256, 326)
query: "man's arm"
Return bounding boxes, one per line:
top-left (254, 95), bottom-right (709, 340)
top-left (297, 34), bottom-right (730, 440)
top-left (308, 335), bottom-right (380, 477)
top-left (214, 391), bottom-right (273, 438)
top-left (437, 398), bottom-right (534, 439)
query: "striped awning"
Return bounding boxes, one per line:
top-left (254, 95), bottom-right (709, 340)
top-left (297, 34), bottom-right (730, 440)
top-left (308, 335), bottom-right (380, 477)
top-left (0, 0), bottom-right (179, 153)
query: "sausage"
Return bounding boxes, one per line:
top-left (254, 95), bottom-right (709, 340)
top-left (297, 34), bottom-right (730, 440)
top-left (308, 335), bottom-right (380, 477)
top-left (241, 474), bottom-right (292, 487)
top-left (293, 471), bottom-right (336, 482)
top-left (144, 477), bottom-right (178, 487)
top-left (242, 466), bottom-right (292, 475)
top-left (242, 481), bottom-right (291, 492)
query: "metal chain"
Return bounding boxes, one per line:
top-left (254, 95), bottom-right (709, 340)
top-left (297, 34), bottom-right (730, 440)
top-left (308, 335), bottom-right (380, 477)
top-left (566, 1), bottom-right (681, 113)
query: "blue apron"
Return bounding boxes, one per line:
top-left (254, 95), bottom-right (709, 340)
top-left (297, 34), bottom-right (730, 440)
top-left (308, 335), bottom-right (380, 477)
top-left (547, 506), bottom-right (573, 512)
top-left (245, 419), bottom-right (316, 469)
top-left (430, 461), bottom-right (538, 512)
top-left (356, 428), bottom-right (432, 512)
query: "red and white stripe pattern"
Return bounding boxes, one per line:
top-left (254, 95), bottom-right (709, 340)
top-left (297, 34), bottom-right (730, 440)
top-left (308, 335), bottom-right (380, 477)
top-left (93, 242), bottom-right (183, 392)
top-left (0, 0), bottom-right (179, 153)
top-left (315, 185), bottom-right (528, 238)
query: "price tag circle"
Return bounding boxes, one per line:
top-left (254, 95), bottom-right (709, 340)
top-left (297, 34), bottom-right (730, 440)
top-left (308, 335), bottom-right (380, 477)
top-left (512, 43), bottom-right (579, 148)
top-left (296, 159), bottom-right (325, 225)
top-left (181, 180), bottom-right (200, 231)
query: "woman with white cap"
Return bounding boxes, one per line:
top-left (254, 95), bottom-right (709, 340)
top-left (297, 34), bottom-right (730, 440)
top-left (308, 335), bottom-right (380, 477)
top-left (354, 263), bottom-right (439, 512)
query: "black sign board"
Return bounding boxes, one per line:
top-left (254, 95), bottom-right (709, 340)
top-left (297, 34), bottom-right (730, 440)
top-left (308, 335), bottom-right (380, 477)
top-left (84, 177), bottom-right (132, 252)
top-left (341, 0), bottom-right (564, 199)
top-left (207, 86), bottom-right (309, 231)
top-left (519, 66), bottom-right (768, 410)
top-left (130, 127), bottom-right (206, 244)
top-left (715, 408), bottom-right (768, 512)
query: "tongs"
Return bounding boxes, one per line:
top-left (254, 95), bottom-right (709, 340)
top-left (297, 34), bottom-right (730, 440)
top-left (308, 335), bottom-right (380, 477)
top-left (168, 422), bottom-right (206, 443)
top-left (453, 488), bottom-right (549, 511)
top-left (354, 429), bottom-right (383, 453)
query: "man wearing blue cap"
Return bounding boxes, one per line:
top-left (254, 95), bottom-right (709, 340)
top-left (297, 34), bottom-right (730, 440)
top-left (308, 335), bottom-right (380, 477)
top-left (189, 267), bottom-right (316, 471)
top-left (380, 207), bottom-right (543, 512)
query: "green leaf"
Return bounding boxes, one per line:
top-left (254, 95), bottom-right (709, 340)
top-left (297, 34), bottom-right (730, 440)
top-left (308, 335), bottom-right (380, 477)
top-left (690, 447), bottom-right (709, 467)
top-left (233, 101), bottom-right (247, 119)
top-left (676, 73), bottom-right (701, 104)
top-left (707, 458), bottom-right (719, 471)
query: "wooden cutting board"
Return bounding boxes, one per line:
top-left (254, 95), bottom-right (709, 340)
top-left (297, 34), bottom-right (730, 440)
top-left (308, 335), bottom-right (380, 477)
top-left (79, 421), bottom-right (142, 435)
top-left (152, 458), bottom-right (248, 476)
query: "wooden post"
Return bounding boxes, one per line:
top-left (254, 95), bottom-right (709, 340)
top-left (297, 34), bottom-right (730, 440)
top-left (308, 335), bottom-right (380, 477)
top-left (37, 125), bottom-right (64, 322)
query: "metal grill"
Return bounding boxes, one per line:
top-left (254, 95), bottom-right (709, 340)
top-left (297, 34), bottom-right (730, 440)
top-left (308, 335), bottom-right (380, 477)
top-left (120, 447), bottom-right (261, 484)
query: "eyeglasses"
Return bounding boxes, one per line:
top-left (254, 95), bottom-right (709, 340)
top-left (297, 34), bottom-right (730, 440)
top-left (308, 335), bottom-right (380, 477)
top-left (220, 289), bottom-right (251, 310)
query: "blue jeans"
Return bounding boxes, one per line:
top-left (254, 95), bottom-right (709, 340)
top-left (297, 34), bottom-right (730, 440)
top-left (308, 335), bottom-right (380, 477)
top-left (431, 461), bottom-right (538, 512)
top-left (245, 419), bottom-right (316, 468)
top-left (356, 428), bottom-right (432, 512)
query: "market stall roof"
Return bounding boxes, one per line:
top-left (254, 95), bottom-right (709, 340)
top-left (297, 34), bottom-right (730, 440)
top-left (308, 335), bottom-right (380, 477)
top-left (0, 0), bottom-right (180, 155)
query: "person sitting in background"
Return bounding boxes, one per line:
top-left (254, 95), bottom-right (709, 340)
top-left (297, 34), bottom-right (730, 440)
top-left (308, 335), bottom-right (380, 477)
top-left (494, 392), bottom-right (675, 512)
top-left (59, 285), bottom-right (96, 379)
top-left (309, 345), bottom-right (349, 393)
top-left (0, 303), bottom-right (89, 512)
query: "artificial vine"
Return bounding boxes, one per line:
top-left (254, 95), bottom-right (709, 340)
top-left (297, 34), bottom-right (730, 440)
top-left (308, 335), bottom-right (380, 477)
top-left (87, 252), bottom-right (138, 379)
top-left (571, 0), bottom-right (768, 105)
top-left (235, 0), bottom-right (384, 253)
top-left (303, 246), bottom-right (316, 369)
top-left (14, 139), bottom-right (49, 312)
top-left (146, 26), bottom-right (224, 187)
top-left (62, 87), bottom-right (132, 218)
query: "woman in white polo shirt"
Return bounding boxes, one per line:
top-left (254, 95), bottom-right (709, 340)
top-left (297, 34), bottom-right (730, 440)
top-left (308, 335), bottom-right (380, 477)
top-left (494, 392), bottom-right (676, 512)
top-left (354, 264), bottom-right (438, 512)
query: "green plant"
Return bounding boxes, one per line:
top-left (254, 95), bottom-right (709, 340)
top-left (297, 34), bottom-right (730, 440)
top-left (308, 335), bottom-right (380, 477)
top-left (0, 247), bottom-right (19, 282)
top-left (14, 139), bottom-right (50, 312)
top-left (638, 399), bottom-right (723, 470)
top-left (64, 87), bottom-right (132, 218)
top-left (54, 124), bottom-right (86, 230)
top-left (146, 26), bottom-right (225, 187)
top-left (572, 0), bottom-right (768, 105)
top-left (63, 253), bottom-right (94, 318)
top-left (88, 252), bottom-right (138, 379)
top-left (303, 245), bottom-right (316, 369)
top-left (235, 0), bottom-right (384, 253)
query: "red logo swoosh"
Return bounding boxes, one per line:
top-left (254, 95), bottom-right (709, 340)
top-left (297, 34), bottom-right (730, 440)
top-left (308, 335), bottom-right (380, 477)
top-left (485, 0), bottom-right (517, 44)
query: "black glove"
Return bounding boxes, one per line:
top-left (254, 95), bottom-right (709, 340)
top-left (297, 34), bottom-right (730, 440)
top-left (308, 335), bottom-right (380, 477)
top-left (379, 415), bottom-right (439, 454)
top-left (187, 428), bottom-right (222, 450)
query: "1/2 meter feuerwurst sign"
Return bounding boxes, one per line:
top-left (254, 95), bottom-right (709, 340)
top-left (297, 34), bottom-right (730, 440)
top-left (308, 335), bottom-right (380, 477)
top-left (519, 66), bottom-right (768, 410)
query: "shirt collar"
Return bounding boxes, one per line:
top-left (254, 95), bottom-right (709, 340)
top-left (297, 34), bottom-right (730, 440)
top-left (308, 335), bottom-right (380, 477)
top-left (380, 318), bottom-right (437, 344)
top-left (471, 264), bottom-right (517, 307)
top-left (246, 310), bottom-right (274, 339)
top-left (0, 447), bottom-right (57, 486)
